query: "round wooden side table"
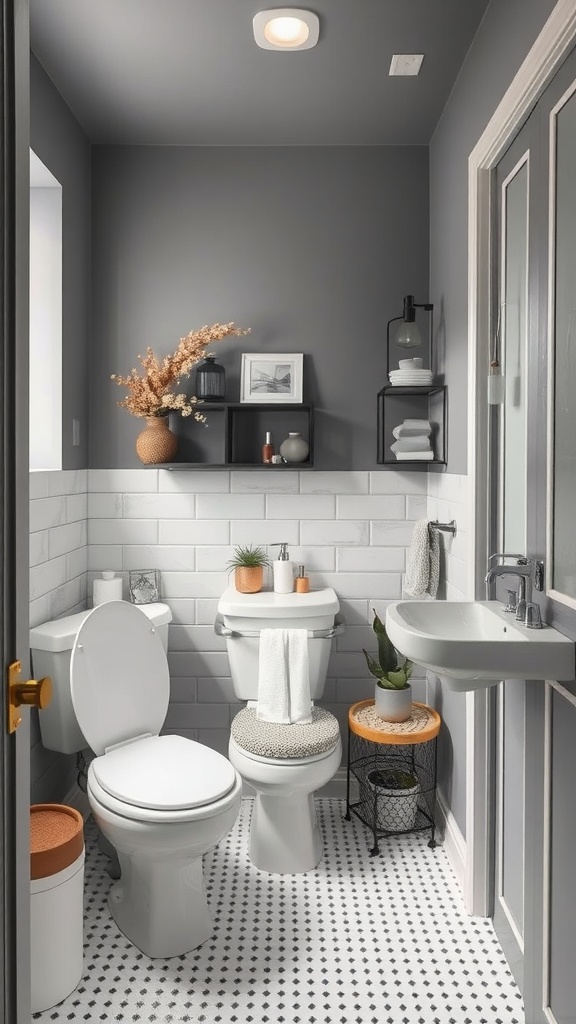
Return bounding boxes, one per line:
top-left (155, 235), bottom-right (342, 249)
top-left (345, 699), bottom-right (441, 856)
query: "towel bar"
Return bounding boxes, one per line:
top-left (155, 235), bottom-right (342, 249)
top-left (430, 519), bottom-right (457, 536)
top-left (214, 612), bottom-right (345, 640)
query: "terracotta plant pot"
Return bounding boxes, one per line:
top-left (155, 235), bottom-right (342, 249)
top-left (135, 416), bottom-right (178, 465)
top-left (234, 566), bottom-right (264, 594)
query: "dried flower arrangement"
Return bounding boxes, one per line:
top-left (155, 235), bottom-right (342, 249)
top-left (111, 322), bottom-right (250, 420)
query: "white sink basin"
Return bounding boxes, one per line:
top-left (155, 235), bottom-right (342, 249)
top-left (385, 600), bottom-right (575, 692)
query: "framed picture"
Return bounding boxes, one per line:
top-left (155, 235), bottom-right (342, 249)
top-left (240, 353), bottom-right (303, 403)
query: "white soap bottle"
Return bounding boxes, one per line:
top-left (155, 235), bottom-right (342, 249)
top-left (271, 542), bottom-right (294, 594)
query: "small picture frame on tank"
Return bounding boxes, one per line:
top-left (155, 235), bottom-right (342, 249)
top-left (128, 569), bottom-right (160, 605)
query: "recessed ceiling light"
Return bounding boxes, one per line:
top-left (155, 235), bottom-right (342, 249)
top-left (253, 9), bottom-right (320, 51)
top-left (389, 54), bottom-right (424, 77)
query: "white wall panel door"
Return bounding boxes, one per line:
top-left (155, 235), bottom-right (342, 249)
top-left (489, 42), bottom-right (576, 1024)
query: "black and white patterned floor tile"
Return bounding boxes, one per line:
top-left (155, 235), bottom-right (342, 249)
top-left (33, 799), bottom-right (524, 1024)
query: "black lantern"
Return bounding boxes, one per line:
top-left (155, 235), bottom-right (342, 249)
top-left (195, 353), bottom-right (226, 400)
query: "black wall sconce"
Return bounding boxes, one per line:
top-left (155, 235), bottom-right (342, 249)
top-left (386, 294), bottom-right (434, 373)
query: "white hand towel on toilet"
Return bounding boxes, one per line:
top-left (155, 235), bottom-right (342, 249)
top-left (256, 629), bottom-right (312, 724)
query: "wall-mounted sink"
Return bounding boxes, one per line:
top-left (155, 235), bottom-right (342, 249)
top-left (385, 600), bottom-right (575, 692)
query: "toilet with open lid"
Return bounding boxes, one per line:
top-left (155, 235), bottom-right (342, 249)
top-left (30, 600), bottom-right (242, 959)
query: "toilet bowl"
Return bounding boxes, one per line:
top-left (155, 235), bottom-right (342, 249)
top-left (228, 733), bottom-right (341, 873)
top-left (216, 586), bottom-right (344, 873)
top-left (30, 600), bottom-right (242, 958)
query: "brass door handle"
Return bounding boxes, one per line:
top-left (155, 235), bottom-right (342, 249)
top-left (7, 661), bottom-right (52, 734)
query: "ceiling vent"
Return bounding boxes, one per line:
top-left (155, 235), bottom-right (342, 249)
top-left (389, 54), bottom-right (424, 76)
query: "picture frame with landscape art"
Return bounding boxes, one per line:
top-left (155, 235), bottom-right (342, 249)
top-left (240, 353), bottom-right (303, 403)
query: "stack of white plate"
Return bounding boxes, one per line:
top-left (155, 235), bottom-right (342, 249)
top-left (388, 368), bottom-right (433, 386)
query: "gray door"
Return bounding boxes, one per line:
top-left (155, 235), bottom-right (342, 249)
top-left (491, 45), bottom-right (576, 1024)
top-left (2, 1), bottom-right (31, 1020)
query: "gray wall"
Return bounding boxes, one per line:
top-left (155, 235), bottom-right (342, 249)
top-left (90, 145), bottom-right (429, 469)
top-left (429, 0), bottom-right (557, 475)
top-left (426, 0), bottom-right (559, 839)
top-left (30, 54), bottom-right (91, 470)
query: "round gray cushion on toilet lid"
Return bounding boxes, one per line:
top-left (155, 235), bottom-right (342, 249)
top-left (231, 707), bottom-right (340, 759)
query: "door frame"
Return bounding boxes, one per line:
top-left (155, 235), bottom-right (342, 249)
top-left (2, 0), bottom-right (31, 1020)
top-left (466, 0), bottom-right (576, 917)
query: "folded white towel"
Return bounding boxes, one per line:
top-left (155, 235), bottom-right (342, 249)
top-left (390, 436), bottom-right (431, 453)
top-left (395, 450), bottom-right (434, 460)
top-left (392, 423), bottom-right (432, 440)
top-left (403, 419), bottom-right (432, 430)
top-left (286, 630), bottom-right (312, 724)
top-left (257, 630), bottom-right (290, 723)
top-left (404, 519), bottom-right (440, 597)
top-left (256, 629), bottom-right (312, 724)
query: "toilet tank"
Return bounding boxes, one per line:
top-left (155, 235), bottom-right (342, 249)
top-left (217, 588), bottom-right (340, 701)
top-left (29, 601), bottom-right (172, 754)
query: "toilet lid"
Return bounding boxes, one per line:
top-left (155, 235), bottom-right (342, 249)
top-left (70, 601), bottom-right (170, 755)
top-left (91, 734), bottom-right (237, 811)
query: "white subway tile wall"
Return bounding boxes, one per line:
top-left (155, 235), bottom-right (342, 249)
top-left (30, 469), bottom-right (471, 772)
top-left (29, 470), bottom-right (89, 804)
top-left (427, 473), bottom-right (471, 601)
top-left (30, 470), bottom-right (88, 628)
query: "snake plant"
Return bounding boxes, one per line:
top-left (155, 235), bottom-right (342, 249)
top-left (362, 610), bottom-right (413, 690)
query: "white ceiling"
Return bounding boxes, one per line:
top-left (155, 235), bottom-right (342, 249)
top-left (30, 0), bottom-right (491, 146)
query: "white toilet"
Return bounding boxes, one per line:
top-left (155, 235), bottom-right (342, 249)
top-left (30, 600), bottom-right (242, 959)
top-left (216, 586), bottom-right (343, 874)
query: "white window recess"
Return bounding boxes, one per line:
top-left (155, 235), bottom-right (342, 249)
top-left (29, 149), bottom-right (62, 471)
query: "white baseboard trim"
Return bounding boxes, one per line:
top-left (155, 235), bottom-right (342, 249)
top-left (62, 781), bottom-right (91, 821)
top-left (436, 787), bottom-right (467, 899)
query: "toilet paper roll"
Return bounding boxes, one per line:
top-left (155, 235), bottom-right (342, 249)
top-left (93, 573), bottom-right (123, 606)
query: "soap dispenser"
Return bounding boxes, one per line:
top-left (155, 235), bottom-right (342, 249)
top-left (271, 542), bottom-right (294, 594)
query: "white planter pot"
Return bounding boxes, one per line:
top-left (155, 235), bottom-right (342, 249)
top-left (366, 769), bottom-right (420, 833)
top-left (374, 683), bottom-right (412, 722)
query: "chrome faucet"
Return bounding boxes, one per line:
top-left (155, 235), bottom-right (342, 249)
top-left (485, 557), bottom-right (533, 617)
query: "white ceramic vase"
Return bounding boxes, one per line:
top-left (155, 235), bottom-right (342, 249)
top-left (374, 683), bottom-right (412, 722)
top-left (279, 432), bottom-right (309, 463)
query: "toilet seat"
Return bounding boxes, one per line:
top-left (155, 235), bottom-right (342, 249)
top-left (230, 706), bottom-right (341, 759)
top-left (229, 734), bottom-right (340, 767)
top-left (92, 734), bottom-right (237, 811)
top-left (70, 601), bottom-right (169, 755)
top-left (88, 764), bottom-right (243, 824)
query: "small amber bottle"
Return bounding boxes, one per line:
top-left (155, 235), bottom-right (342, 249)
top-left (262, 431), bottom-right (274, 464)
top-left (295, 565), bottom-right (310, 593)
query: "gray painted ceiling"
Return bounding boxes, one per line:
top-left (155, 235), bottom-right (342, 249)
top-left (30, 0), bottom-right (491, 146)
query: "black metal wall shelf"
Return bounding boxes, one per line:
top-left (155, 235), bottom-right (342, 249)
top-left (377, 385), bottom-right (447, 466)
top-left (157, 402), bottom-right (314, 469)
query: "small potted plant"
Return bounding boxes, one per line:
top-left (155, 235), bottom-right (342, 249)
top-left (362, 610), bottom-right (414, 722)
top-left (227, 545), bottom-right (270, 594)
top-left (366, 766), bottom-right (420, 832)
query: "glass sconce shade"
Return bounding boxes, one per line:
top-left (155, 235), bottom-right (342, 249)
top-left (396, 320), bottom-right (422, 348)
top-left (195, 354), bottom-right (226, 400)
top-left (386, 294), bottom-right (433, 377)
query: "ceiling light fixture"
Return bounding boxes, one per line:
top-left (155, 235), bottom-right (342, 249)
top-left (253, 9), bottom-right (320, 51)
top-left (389, 54), bottom-right (424, 77)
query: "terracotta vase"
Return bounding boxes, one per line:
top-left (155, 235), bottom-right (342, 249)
top-left (135, 416), bottom-right (178, 465)
top-left (234, 566), bottom-right (264, 594)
